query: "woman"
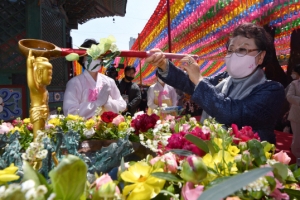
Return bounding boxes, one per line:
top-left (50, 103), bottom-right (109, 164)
top-left (63, 39), bottom-right (126, 119)
top-left (145, 23), bottom-right (285, 144)
top-left (287, 64), bottom-right (300, 158)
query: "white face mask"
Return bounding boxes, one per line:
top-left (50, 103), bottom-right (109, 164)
top-left (225, 52), bottom-right (261, 79)
top-left (291, 73), bottom-right (298, 80)
top-left (84, 59), bottom-right (102, 72)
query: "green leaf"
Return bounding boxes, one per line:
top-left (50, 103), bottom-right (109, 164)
top-left (272, 162), bottom-right (288, 183)
top-left (293, 167), bottom-right (300, 182)
top-left (283, 188), bottom-right (300, 199)
top-left (37, 172), bottom-right (53, 197)
top-left (22, 161), bottom-right (40, 186)
top-left (198, 167), bottom-right (272, 200)
top-left (120, 157), bottom-right (126, 173)
top-left (151, 172), bottom-right (183, 182)
top-left (205, 140), bottom-right (216, 155)
top-left (174, 123), bottom-right (180, 133)
top-left (185, 134), bottom-right (209, 153)
top-left (49, 155), bottom-right (87, 200)
top-left (169, 149), bottom-right (193, 156)
top-left (247, 140), bottom-right (267, 166)
top-left (265, 176), bottom-right (276, 191)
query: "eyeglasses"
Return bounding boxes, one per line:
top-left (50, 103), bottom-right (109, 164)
top-left (225, 48), bottom-right (260, 57)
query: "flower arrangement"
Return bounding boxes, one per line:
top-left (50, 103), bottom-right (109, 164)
top-left (65, 35), bottom-right (120, 68)
top-left (1, 112), bottom-right (300, 200)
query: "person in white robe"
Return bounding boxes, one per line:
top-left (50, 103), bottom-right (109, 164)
top-left (147, 71), bottom-right (178, 114)
top-left (63, 39), bottom-right (126, 119)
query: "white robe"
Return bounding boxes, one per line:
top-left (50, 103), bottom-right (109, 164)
top-left (147, 82), bottom-right (178, 109)
top-left (63, 70), bottom-right (126, 119)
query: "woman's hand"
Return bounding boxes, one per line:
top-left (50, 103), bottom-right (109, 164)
top-left (145, 48), bottom-right (168, 71)
top-left (180, 56), bottom-right (203, 85)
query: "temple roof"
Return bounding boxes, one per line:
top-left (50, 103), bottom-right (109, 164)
top-left (59, 0), bottom-right (127, 29)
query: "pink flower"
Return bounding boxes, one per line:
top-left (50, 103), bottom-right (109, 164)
top-left (0, 122), bottom-right (14, 134)
top-left (181, 182), bottom-right (204, 200)
top-left (270, 179), bottom-right (289, 200)
top-left (182, 124), bottom-right (191, 132)
top-left (273, 151), bottom-right (291, 165)
top-left (112, 115), bottom-right (125, 126)
top-left (226, 197), bottom-right (241, 200)
top-left (150, 152), bottom-right (178, 173)
top-left (165, 115), bottom-right (175, 121)
top-left (95, 174), bottom-right (120, 194)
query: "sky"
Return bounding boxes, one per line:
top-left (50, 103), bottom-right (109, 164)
top-left (71, 0), bottom-right (160, 50)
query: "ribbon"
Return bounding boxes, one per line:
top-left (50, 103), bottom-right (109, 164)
top-left (88, 88), bottom-right (99, 102)
top-left (158, 90), bottom-right (168, 107)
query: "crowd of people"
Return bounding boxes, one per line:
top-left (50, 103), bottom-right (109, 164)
top-left (62, 23), bottom-right (300, 159)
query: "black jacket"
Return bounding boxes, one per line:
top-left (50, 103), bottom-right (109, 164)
top-left (119, 79), bottom-right (141, 116)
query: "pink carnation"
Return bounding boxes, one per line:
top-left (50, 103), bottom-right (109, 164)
top-left (112, 115), bottom-right (125, 126)
top-left (273, 150), bottom-right (291, 165)
top-left (0, 122), bottom-right (14, 134)
top-left (181, 182), bottom-right (204, 200)
top-left (95, 174), bottom-right (120, 194)
top-left (150, 152), bottom-right (178, 173)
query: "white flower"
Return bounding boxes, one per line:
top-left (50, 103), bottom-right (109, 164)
top-left (139, 133), bottom-right (144, 141)
top-left (21, 180), bottom-right (35, 192)
top-left (83, 128), bottom-right (95, 138)
top-left (36, 150), bottom-right (48, 159)
top-left (133, 111), bottom-right (144, 119)
top-left (47, 193), bottom-right (56, 200)
top-left (25, 188), bottom-right (37, 200)
top-left (36, 185), bottom-right (48, 196)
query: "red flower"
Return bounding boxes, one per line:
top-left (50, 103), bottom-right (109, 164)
top-left (101, 111), bottom-right (119, 123)
top-left (231, 124), bottom-right (260, 144)
top-left (166, 130), bottom-right (208, 157)
top-left (130, 114), bottom-right (160, 134)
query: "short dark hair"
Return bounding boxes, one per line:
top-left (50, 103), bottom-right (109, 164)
top-left (232, 23), bottom-right (274, 68)
top-left (124, 66), bottom-right (136, 73)
top-left (294, 64), bottom-right (300, 74)
top-left (78, 39), bottom-right (98, 67)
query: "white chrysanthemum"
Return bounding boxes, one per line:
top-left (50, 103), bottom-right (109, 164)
top-left (25, 188), bottom-right (37, 200)
top-left (83, 128), bottom-right (95, 138)
top-left (21, 180), bottom-right (36, 192)
top-left (36, 185), bottom-right (48, 196)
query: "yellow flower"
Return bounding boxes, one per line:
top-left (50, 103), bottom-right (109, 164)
top-left (85, 119), bottom-right (95, 129)
top-left (118, 122), bottom-right (128, 131)
top-left (48, 118), bottom-right (61, 127)
top-left (10, 127), bottom-right (21, 134)
top-left (0, 163), bottom-right (19, 185)
top-left (203, 151), bottom-right (238, 176)
top-left (228, 145), bottom-right (240, 157)
top-left (213, 151), bottom-right (238, 175)
top-left (66, 114), bottom-right (83, 121)
top-left (23, 118), bottom-right (31, 124)
top-left (265, 151), bottom-right (271, 159)
top-left (121, 162), bottom-right (165, 200)
top-left (214, 138), bottom-right (223, 149)
top-left (107, 123), bottom-right (114, 129)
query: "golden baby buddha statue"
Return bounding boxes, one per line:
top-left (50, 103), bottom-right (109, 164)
top-left (27, 50), bottom-right (53, 138)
